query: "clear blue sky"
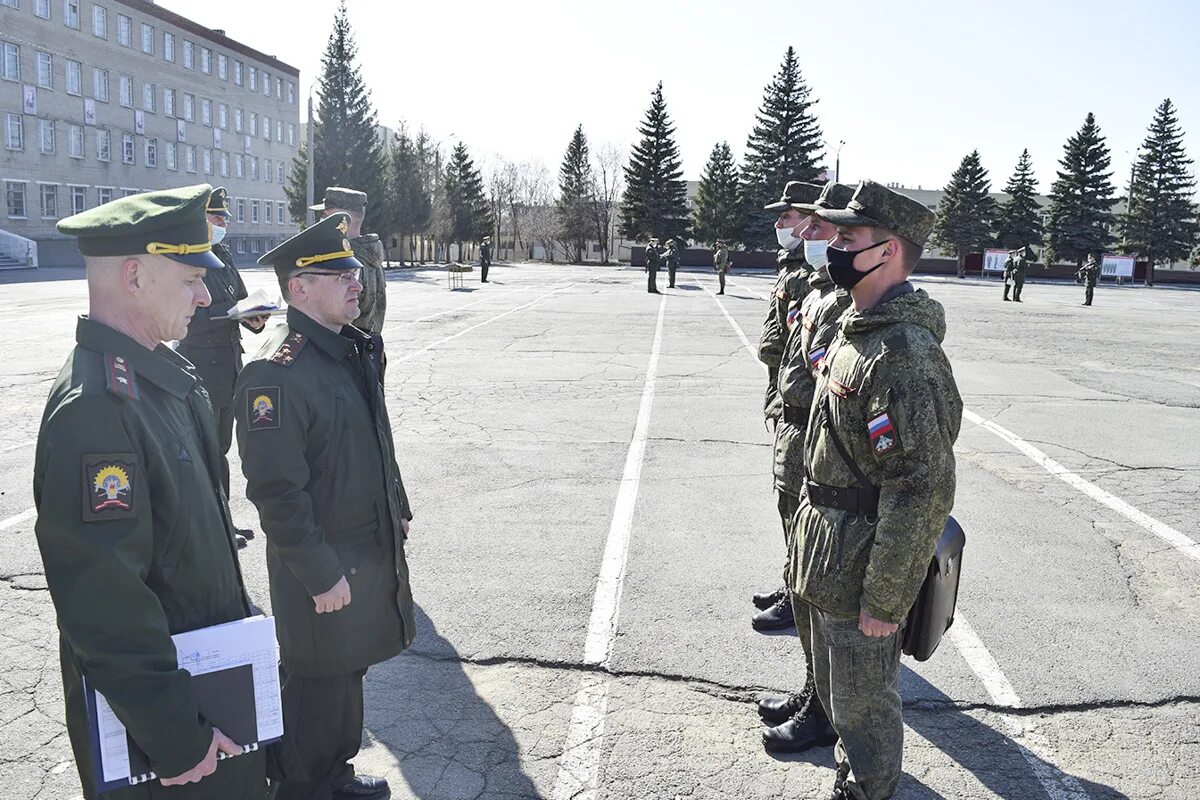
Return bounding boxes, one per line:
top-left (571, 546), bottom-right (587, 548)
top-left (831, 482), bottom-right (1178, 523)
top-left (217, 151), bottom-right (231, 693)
top-left (165, 0), bottom-right (1200, 195)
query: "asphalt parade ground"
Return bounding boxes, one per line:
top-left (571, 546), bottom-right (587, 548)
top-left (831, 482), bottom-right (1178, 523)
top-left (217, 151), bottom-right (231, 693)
top-left (1, 262), bottom-right (1199, 800)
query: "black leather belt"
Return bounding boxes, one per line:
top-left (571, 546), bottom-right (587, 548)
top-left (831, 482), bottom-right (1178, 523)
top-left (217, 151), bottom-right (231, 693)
top-left (803, 477), bottom-right (878, 517)
top-left (782, 404), bottom-right (805, 426)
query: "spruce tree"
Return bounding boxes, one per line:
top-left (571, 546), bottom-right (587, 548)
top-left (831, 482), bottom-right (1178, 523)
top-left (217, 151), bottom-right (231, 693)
top-left (284, 142), bottom-right (311, 225)
top-left (619, 82), bottom-right (690, 243)
top-left (297, 1), bottom-right (388, 233)
top-left (389, 126), bottom-right (433, 264)
top-left (442, 142), bottom-right (493, 255)
top-left (692, 142), bottom-right (744, 246)
top-left (1119, 98), bottom-right (1197, 286)
top-left (1045, 113), bottom-right (1118, 266)
top-left (930, 150), bottom-right (997, 277)
top-left (557, 125), bottom-right (594, 263)
top-left (996, 149), bottom-right (1043, 252)
top-left (740, 47), bottom-right (824, 248)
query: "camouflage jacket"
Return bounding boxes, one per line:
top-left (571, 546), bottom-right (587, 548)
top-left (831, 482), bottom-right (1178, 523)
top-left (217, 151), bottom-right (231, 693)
top-left (352, 234), bottom-right (387, 335)
top-left (713, 247), bottom-right (730, 272)
top-left (789, 286), bottom-right (962, 623)
top-left (757, 247), bottom-right (811, 423)
top-left (773, 267), bottom-right (852, 494)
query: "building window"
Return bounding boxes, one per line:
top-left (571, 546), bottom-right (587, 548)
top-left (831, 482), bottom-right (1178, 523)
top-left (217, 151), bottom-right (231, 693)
top-left (236, 198), bottom-right (245, 223)
top-left (164, 88), bottom-right (175, 117)
top-left (143, 83), bottom-right (156, 113)
top-left (234, 60), bottom-right (243, 86)
top-left (141, 23), bottom-right (154, 55)
top-left (40, 184), bottom-right (58, 218)
top-left (68, 123), bottom-right (83, 158)
top-left (265, 199), bottom-right (273, 224)
top-left (121, 188), bottom-right (137, 198)
top-left (262, 72), bottom-right (270, 97)
top-left (287, 82), bottom-right (295, 104)
top-left (218, 103), bottom-right (228, 129)
top-left (96, 187), bottom-right (113, 206)
top-left (66, 59), bottom-right (82, 95)
top-left (251, 200), bottom-right (260, 224)
top-left (276, 120), bottom-right (283, 143)
top-left (145, 137), bottom-right (157, 167)
top-left (5, 114), bottom-right (23, 150)
top-left (249, 113), bottom-right (257, 137)
top-left (36, 52), bottom-right (53, 89)
top-left (249, 156), bottom-right (258, 181)
top-left (92, 4), bottom-right (106, 37)
top-left (287, 123), bottom-right (296, 146)
top-left (218, 54), bottom-right (227, 80)
top-left (38, 119), bottom-right (55, 153)
top-left (203, 148), bottom-right (213, 175)
top-left (236, 237), bottom-right (246, 254)
top-left (248, 66), bottom-right (257, 91)
top-left (182, 40), bottom-right (194, 70)
top-left (200, 47), bottom-right (211, 74)
top-left (34, 0), bottom-right (50, 19)
top-left (278, 160), bottom-right (285, 185)
top-left (276, 77), bottom-right (283, 100)
top-left (163, 32), bottom-right (175, 62)
top-left (250, 238), bottom-right (261, 254)
top-left (183, 93), bottom-right (194, 122)
top-left (116, 14), bottom-right (131, 46)
top-left (186, 145), bottom-right (196, 173)
top-left (262, 116), bottom-right (270, 141)
top-left (2, 43), bottom-right (19, 82)
top-left (69, 185), bottom-right (86, 215)
top-left (234, 108), bottom-right (244, 133)
top-left (96, 129), bottom-right (110, 161)
top-left (265, 159), bottom-right (273, 183)
top-left (165, 141), bottom-right (177, 170)
top-left (235, 153), bottom-right (244, 178)
top-left (93, 68), bottom-right (109, 102)
top-left (201, 99), bottom-right (212, 127)
top-left (277, 201), bottom-right (285, 221)
top-left (120, 133), bottom-right (134, 164)
top-left (0, 0), bottom-right (17, 8)
top-left (5, 181), bottom-right (27, 218)
top-left (63, 0), bottom-right (79, 29)
top-left (119, 75), bottom-right (132, 107)
top-left (220, 151), bottom-right (229, 177)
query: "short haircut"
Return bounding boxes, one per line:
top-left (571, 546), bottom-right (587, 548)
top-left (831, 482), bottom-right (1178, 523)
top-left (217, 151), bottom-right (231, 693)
top-left (870, 227), bottom-right (924, 273)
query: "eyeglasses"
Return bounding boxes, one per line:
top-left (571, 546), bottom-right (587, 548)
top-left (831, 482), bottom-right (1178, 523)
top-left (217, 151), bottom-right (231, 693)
top-left (292, 269), bottom-right (361, 285)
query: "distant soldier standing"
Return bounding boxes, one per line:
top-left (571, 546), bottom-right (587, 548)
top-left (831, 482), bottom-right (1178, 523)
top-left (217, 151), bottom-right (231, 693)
top-left (713, 239), bottom-right (730, 295)
top-left (311, 187), bottom-right (387, 334)
top-left (792, 181), bottom-right (961, 800)
top-left (1079, 253), bottom-right (1100, 306)
top-left (645, 238), bottom-right (662, 294)
top-left (1009, 246), bottom-right (1031, 302)
top-left (1002, 253), bottom-right (1014, 301)
top-left (664, 239), bottom-right (681, 288)
top-left (480, 235), bottom-right (493, 283)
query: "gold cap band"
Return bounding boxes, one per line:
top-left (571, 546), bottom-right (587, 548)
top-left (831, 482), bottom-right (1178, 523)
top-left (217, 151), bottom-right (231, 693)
top-left (295, 250), bottom-right (354, 269)
top-left (146, 241), bottom-right (213, 256)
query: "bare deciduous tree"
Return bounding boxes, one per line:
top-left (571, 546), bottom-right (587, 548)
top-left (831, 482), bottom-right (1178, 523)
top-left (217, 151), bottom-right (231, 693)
top-left (592, 143), bottom-right (625, 265)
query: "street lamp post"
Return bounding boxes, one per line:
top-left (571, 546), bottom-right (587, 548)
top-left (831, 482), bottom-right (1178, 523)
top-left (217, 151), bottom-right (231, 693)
top-left (834, 140), bottom-right (846, 183)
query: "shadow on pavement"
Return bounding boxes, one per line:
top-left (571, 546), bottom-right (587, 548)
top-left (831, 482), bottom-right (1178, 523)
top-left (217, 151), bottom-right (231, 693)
top-left (364, 605), bottom-right (543, 799)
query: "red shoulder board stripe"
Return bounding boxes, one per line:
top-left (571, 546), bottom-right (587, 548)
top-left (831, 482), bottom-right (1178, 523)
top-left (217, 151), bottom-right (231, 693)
top-left (269, 331), bottom-right (306, 366)
top-left (104, 354), bottom-right (140, 400)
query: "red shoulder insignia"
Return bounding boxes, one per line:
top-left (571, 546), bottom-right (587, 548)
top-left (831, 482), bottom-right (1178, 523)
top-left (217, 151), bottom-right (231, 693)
top-left (269, 331), bottom-right (307, 366)
top-left (104, 355), bottom-right (139, 401)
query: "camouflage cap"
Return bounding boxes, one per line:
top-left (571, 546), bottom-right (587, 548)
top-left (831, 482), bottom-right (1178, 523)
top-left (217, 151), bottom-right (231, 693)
top-left (206, 187), bottom-right (232, 218)
top-left (816, 180), bottom-right (936, 247)
top-left (57, 183), bottom-right (222, 269)
top-left (763, 181), bottom-right (823, 212)
top-left (309, 186), bottom-right (368, 214)
top-left (794, 182), bottom-right (855, 214)
top-left (259, 211), bottom-right (362, 276)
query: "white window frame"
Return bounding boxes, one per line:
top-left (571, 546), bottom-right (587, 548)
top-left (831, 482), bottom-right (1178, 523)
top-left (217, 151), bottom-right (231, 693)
top-left (96, 128), bottom-right (111, 161)
top-left (68, 123), bottom-right (84, 158)
top-left (203, 147), bottom-right (213, 175)
top-left (63, 0), bottom-right (79, 29)
top-left (1, 43), bottom-right (19, 83)
top-left (96, 186), bottom-right (113, 206)
top-left (234, 61), bottom-right (243, 86)
top-left (36, 52), bottom-right (53, 89)
top-left (5, 113), bottom-right (24, 151)
top-left (234, 108), bottom-right (244, 133)
top-left (69, 184), bottom-right (87, 215)
top-left (5, 180), bottom-right (28, 219)
top-left (163, 32), bottom-right (175, 62)
top-left (39, 183), bottom-right (58, 219)
top-left (66, 59), bottom-right (82, 95)
top-left (248, 67), bottom-right (256, 92)
top-left (34, 0), bottom-right (50, 19)
top-left (200, 47), bottom-right (211, 75)
top-left (92, 4), bottom-right (107, 38)
top-left (218, 54), bottom-right (228, 80)
top-left (251, 200), bottom-right (260, 224)
top-left (116, 14), bottom-right (132, 47)
top-left (118, 75), bottom-right (133, 108)
top-left (201, 98), bottom-right (212, 127)
top-left (165, 140), bottom-right (177, 170)
top-left (182, 40), bottom-right (194, 70)
top-left (121, 132), bottom-right (134, 164)
top-left (183, 93), bottom-right (195, 122)
top-left (93, 67), bottom-right (109, 102)
top-left (236, 198), bottom-right (245, 223)
top-left (219, 151), bottom-right (229, 177)
top-left (141, 23), bottom-right (154, 55)
top-left (262, 72), bottom-right (270, 97)
top-left (186, 144), bottom-right (196, 173)
top-left (164, 88), bottom-right (175, 117)
top-left (38, 118), bottom-right (55, 154)
top-left (144, 137), bottom-right (157, 167)
top-left (218, 103), bottom-right (228, 130)
top-left (143, 83), bottom-right (156, 113)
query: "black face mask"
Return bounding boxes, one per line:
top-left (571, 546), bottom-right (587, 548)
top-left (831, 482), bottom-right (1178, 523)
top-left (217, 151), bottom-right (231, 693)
top-left (827, 238), bottom-right (892, 289)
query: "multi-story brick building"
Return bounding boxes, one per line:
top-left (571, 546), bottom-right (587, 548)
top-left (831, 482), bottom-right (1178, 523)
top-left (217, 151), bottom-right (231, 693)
top-left (0, 0), bottom-right (300, 266)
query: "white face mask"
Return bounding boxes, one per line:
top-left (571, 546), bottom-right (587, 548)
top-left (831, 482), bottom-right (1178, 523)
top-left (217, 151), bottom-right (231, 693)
top-left (776, 225), bottom-right (803, 251)
top-left (804, 238), bottom-right (830, 269)
top-left (210, 224), bottom-right (227, 245)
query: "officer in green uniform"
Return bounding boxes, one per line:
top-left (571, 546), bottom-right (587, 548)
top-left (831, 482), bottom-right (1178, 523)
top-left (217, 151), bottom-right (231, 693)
top-left (33, 184), bottom-right (268, 799)
top-left (664, 239), bottom-right (681, 288)
top-left (790, 181), bottom-right (961, 800)
top-left (235, 213), bottom-right (415, 800)
top-left (645, 238), bottom-right (661, 294)
top-left (1009, 246), bottom-right (1031, 302)
top-left (310, 188), bottom-right (387, 335)
top-left (713, 240), bottom-right (730, 295)
top-left (177, 188), bottom-right (268, 547)
top-left (752, 180), bottom-right (823, 633)
top-left (759, 181), bottom-right (855, 753)
top-left (1079, 253), bottom-right (1100, 306)
top-left (480, 235), bottom-right (493, 283)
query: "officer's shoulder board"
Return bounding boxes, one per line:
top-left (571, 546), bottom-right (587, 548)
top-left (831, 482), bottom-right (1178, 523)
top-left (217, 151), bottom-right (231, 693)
top-left (268, 331), bottom-right (307, 367)
top-left (104, 354), bottom-right (140, 401)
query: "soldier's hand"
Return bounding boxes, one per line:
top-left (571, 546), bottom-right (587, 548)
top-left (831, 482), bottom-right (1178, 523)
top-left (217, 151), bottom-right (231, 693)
top-left (312, 576), bottom-right (352, 613)
top-left (859, 610), bottom-right (899, 638)
top-left (241, 315), bottom-right (270, 333)
top-left (160, 727), bottom-right (243, 786)
top-left (401, 518), bottom-right (410, 537)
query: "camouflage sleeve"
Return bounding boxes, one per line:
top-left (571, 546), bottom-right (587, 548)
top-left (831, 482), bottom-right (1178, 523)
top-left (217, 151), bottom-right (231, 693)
top-left (33, 399), bottom-right (213, 777)
top-left (757, 274), bottom-right (787, 369)
top-left (235, 365), bottom-right (345, 596)
top-left (860, 344), bottom-right (963, 624)
top-left (354, 263), bottom-right (386, 334)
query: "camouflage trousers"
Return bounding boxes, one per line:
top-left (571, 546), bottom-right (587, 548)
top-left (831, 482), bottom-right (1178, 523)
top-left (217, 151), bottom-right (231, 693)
top-left (809, 606), bottom-right (905, 800)
top-left (778, 490), bottom-right (819, 688)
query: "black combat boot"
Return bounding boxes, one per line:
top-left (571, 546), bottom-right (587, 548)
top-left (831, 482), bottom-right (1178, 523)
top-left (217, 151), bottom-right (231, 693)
top-left (762, 698), bottom-right (838, 753)
top-left (751, 592), bottom-right (796, 632)
top-left (334, 775), bottom-right (390, 800)
top-left (752, 585), bottom-right (787, 610)
top-left (758, 674), bottom-right (814, 725)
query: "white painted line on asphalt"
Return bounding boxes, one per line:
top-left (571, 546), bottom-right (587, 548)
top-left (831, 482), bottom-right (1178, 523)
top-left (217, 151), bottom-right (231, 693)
top-left (698, 275), bottom-right (1090, 799)
top-left (0, 507), bottom-right (36, 531)
top-left (0, 439), bottom-right (35, 454)
top-left (551, 294), bottom-right (667, 800)
top-left (963, 408), bottom-right (1200, 563)
top-left (392, 280), bottom-right (586, 365)
top-left (695, 279), bottom-right (766, 370)
top-left (726, 277), bottom-right (770, 301)
top-left (391, 285), bottom-right (525, 327)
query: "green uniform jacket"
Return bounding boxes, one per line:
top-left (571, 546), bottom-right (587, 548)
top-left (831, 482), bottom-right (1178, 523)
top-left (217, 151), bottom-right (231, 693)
top-left (713, 247), bottom-right (730, 273)
top-left (235, 308), bottom-right (414, 677)
top-left (1011, 255), bottom-right (1028, 279)
top-left (773, 268), bottom-right (852, 495)
top-left (1081, 263), bottom-right (1099, 286)
top-left (177, 242), bottom-right (249, 405)
top-left (757, 247), bottom-right (810, 423)
top-left (789, 287), bottom-right (962, 624)
top-left (480, 242), bottom-right (492, 265)
top-left (664, 248), bottom-right (680, 269)
top-left (351, 234), bottom-right (387, 335)
top-left (34, 317), bottom-right (262, 799)
top-left (645, 247), bottom-right (661, 270)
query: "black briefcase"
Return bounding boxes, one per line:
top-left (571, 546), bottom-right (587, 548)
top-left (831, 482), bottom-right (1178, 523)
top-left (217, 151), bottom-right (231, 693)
top-left (901, 516), bottom-right (965, 662)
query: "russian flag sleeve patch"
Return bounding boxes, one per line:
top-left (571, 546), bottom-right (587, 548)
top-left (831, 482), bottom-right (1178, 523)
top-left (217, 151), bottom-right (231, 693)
top-left (868, 411), bottom-right (899, 457)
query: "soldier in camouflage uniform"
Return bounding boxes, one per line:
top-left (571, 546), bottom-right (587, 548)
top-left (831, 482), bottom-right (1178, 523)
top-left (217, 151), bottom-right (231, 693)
top-left (1078, 253), bottom-right (1100, 306)
top-left (311, 187), bottom-right (387, 334)
top-left (751, 181), bottom-right (824, 633)
top-left (664, 239), bottom-right (681, 288)
top-left (789, 181), bottom-right (962, 800)
top-left (759, 182), bottom-right (855, 754)
top-left (713, 240), bottom-right (730, 295)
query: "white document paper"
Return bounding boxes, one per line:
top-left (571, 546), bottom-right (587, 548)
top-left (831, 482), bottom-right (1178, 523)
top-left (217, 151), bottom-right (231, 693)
top-left (214, 289), bottom-right (286, 321)
top-left (94, 615), bottom-right (282, 783)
